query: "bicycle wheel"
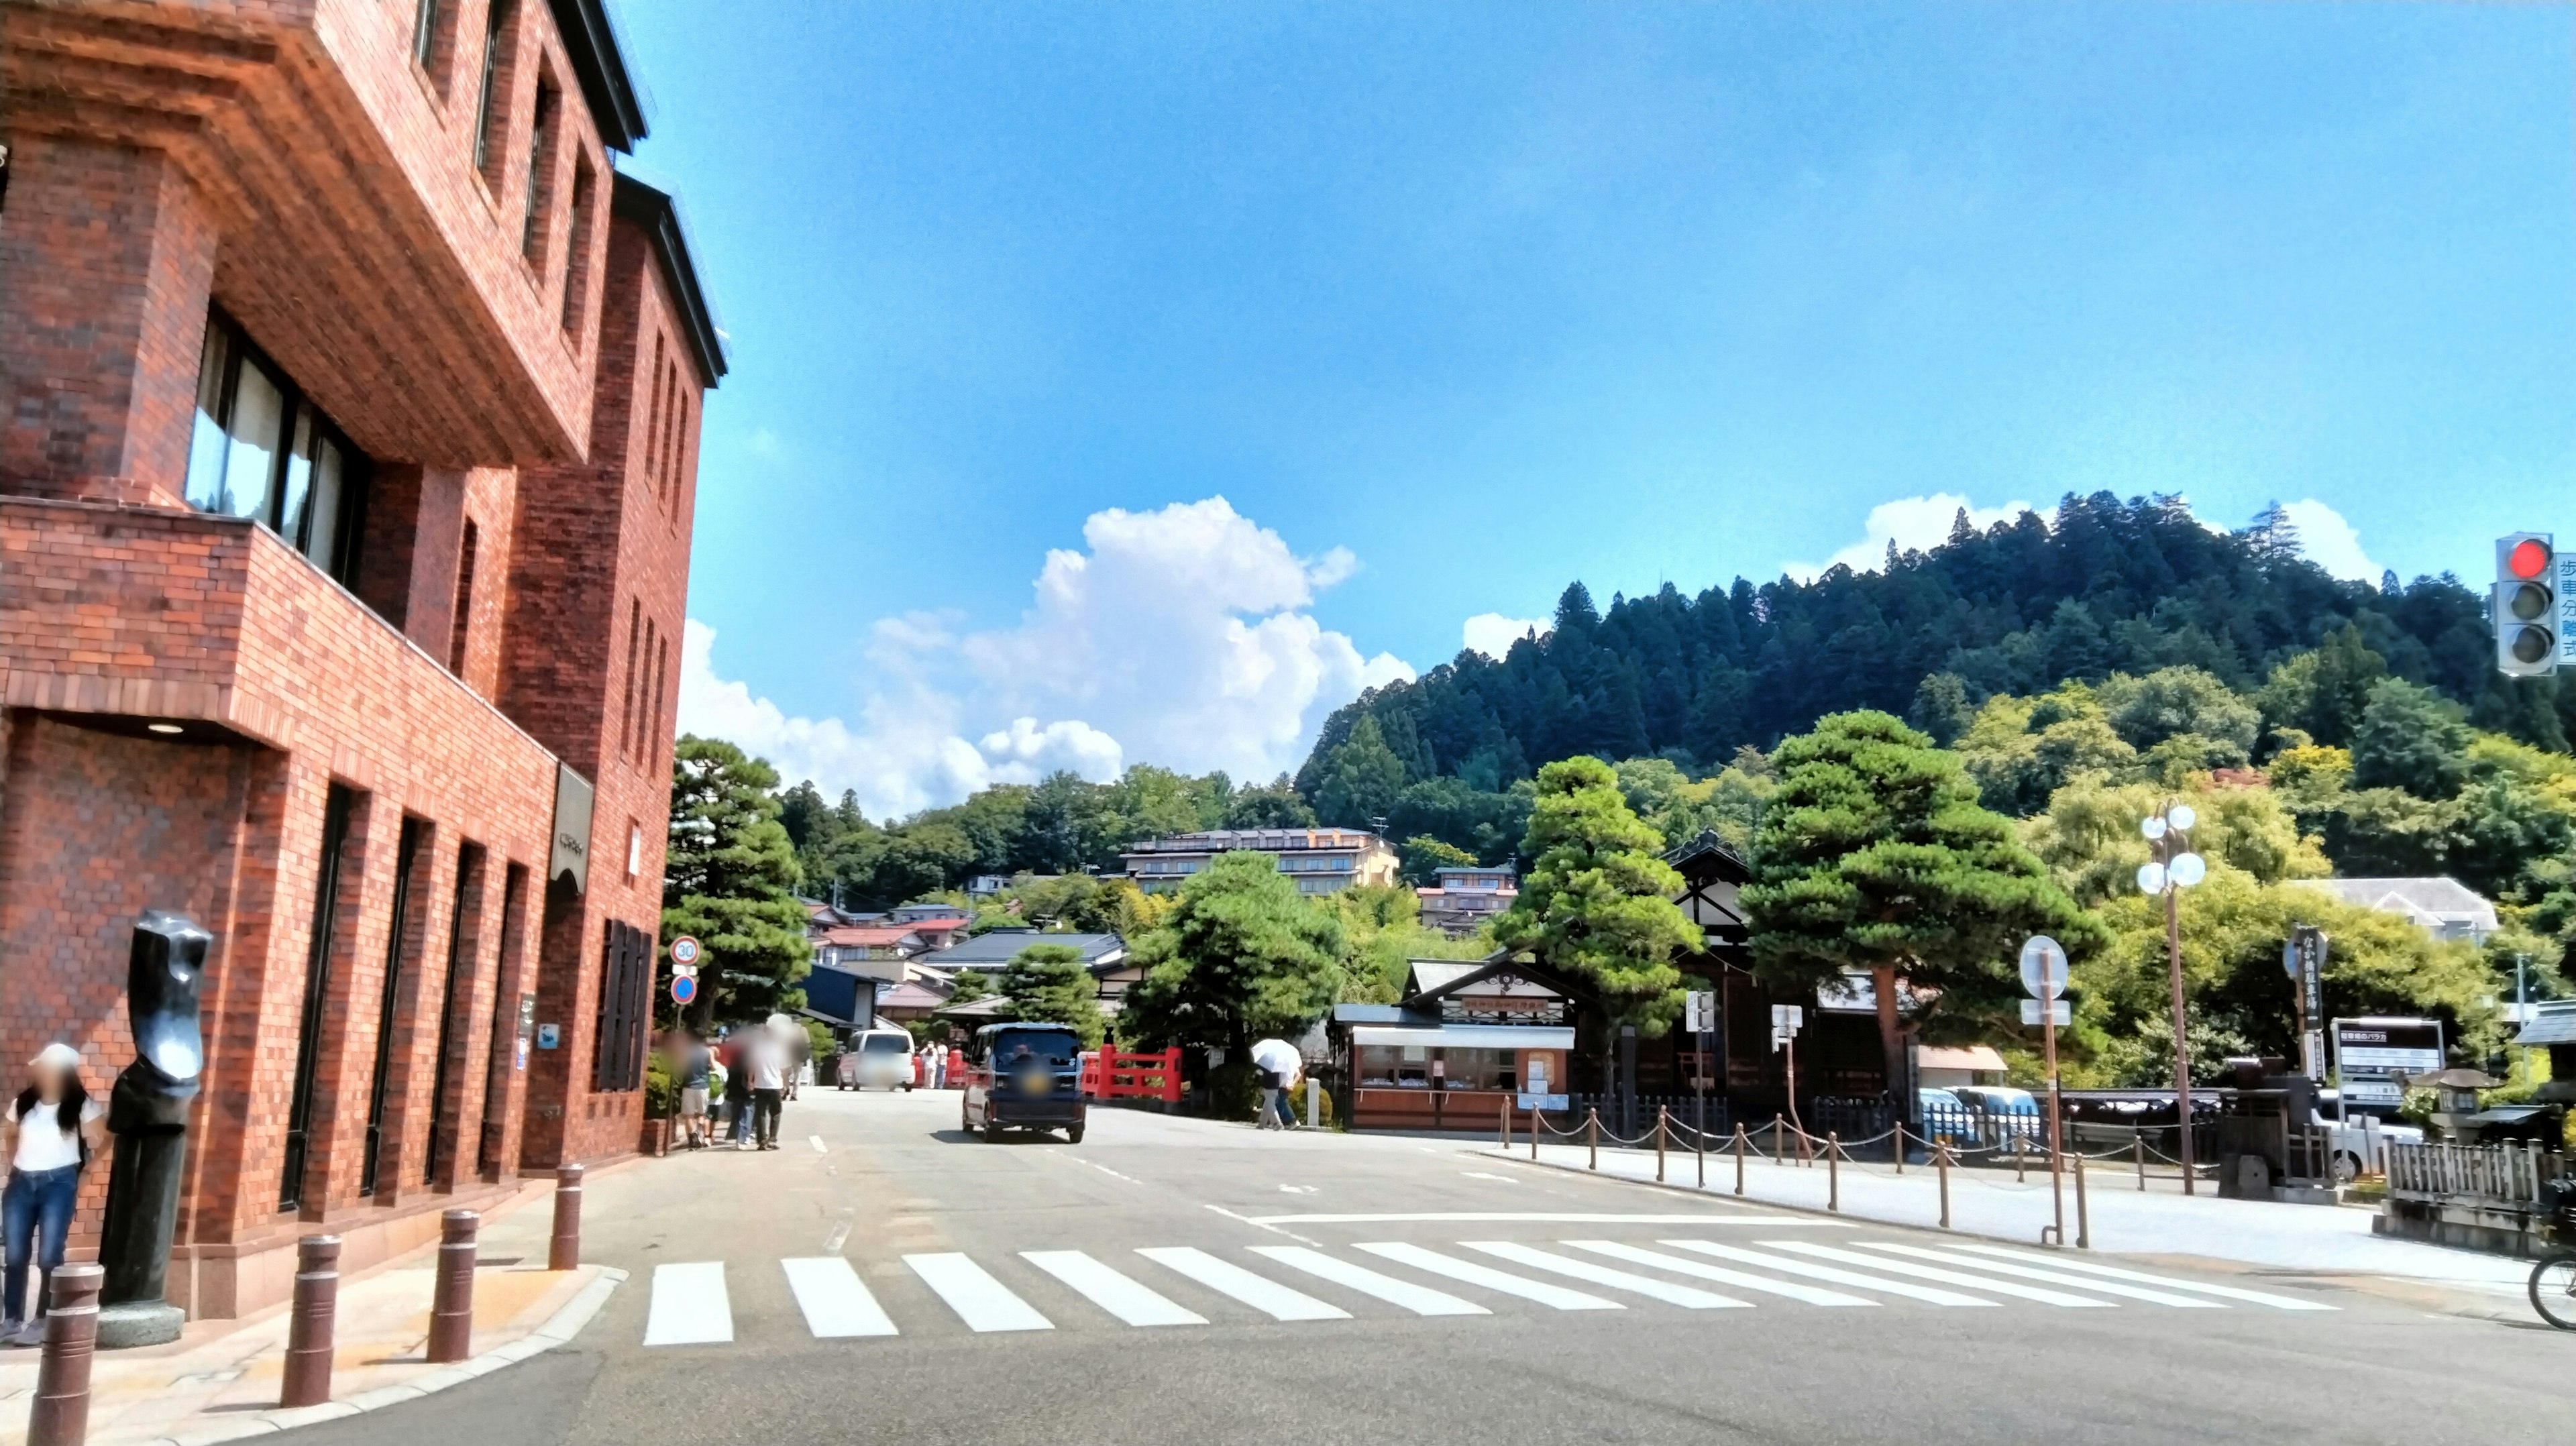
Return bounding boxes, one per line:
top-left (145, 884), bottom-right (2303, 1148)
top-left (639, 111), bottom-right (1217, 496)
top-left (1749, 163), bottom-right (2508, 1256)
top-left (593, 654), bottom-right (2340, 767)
top-left (2530, 1253), bottom-right (2576, 1331)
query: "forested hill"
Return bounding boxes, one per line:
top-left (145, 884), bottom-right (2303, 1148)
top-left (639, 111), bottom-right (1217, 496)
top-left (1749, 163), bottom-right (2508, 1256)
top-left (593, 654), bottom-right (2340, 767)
top-left (1298, 494), bottom-right (2520, 798)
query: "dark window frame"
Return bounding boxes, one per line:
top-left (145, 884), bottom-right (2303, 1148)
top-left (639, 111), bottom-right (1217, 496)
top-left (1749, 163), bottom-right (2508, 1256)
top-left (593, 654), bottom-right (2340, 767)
top-left (282, 785), bottom-right (358, 1213)
top-left (185, 308), bottom-right (373, 588)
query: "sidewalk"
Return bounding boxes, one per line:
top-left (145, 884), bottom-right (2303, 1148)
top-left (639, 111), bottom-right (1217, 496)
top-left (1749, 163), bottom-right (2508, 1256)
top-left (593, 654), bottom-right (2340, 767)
top-left (1477, 1136), bottom-right (2537, 1304)
top-left (0, 1180), bottom-right (623, 1446)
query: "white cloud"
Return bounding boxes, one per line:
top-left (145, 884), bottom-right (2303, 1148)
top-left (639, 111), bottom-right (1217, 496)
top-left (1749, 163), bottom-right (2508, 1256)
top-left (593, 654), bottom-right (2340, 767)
top-left (1782, 493), bottom-right (2034, 581)
top-left (1462, 613), bottom-right (1548, 659)
top-left (679, 497), bottom-right (1412, 818)
top-left (2277, 499), bottom-right (2383, 583)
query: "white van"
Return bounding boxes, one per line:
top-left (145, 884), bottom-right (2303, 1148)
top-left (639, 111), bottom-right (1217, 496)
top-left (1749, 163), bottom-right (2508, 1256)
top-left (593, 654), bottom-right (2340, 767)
top-left (836, 1028), bottom-right (916, 1091)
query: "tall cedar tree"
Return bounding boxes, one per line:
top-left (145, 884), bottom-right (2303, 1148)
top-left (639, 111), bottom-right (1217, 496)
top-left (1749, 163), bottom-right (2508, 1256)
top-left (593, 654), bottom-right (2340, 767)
top-left (1743, 712), bottom-right (2100, 1091)
top-left (998, 943), bottom-right (1107, 1048)
top-left (1121, 852), bottom-right (1347, 1060)
top-left (1489, 757), bottom-right (1701, 1083)
top-left (663, 736), bottom-right (814, 1028)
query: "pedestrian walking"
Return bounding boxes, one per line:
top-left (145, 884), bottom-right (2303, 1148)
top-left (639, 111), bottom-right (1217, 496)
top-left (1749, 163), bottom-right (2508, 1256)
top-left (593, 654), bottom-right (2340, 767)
top-left (785, 1025), bottom-right (810, 1101)
top-left (1, 1044), bottom-right (103, 1345)
top-left (1250, 1038), bottom-right (1301, 1132)
top-left (676, 1032), bottom-right (713, 1148)
top-left (720, 1028), bottom-right (755, 1149)
top-left (751, 1015), bottom-right (791, 1150)
top-left (931, 1040), bottom-right (950, 1091)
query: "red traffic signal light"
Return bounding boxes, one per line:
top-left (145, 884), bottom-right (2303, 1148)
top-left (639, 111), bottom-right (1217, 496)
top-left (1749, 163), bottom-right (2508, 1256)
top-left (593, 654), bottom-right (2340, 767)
top-left (2496, 533), bottom-right (2558, 677)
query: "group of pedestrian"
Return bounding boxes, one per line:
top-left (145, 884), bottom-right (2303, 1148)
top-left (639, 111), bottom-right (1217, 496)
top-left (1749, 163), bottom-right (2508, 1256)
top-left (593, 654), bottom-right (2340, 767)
top-left (669, 1015), bottom-right (805, 1151)
top-left (916, 1039), bottom-right (955, 1089)
top-left (1252, 1037), bottom-right (1307, 1131)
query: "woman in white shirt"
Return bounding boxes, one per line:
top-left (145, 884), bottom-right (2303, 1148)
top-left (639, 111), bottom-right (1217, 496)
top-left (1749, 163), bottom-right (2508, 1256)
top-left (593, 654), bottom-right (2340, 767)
top-left (1, 1044), bottom-right (105, 1345)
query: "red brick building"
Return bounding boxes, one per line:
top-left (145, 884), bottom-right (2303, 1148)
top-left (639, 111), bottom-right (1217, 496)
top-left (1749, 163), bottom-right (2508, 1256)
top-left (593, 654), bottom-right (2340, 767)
top-left (0, 0), bottom-right (722, 1319)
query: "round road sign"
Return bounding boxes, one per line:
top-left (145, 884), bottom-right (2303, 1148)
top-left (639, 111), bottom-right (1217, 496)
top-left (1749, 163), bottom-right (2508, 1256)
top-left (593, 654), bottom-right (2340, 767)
top-left (672, 975), bottom-right (698, 1006)
top-left (670, 936), bottom-right (701, 967)
top-left (2019, 936), bottom-right (2067, 999)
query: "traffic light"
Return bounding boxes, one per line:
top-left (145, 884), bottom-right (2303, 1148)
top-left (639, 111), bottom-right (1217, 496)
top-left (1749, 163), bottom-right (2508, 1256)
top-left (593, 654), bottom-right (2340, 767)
top-left (2495, 533), bottom-right (2559, 677)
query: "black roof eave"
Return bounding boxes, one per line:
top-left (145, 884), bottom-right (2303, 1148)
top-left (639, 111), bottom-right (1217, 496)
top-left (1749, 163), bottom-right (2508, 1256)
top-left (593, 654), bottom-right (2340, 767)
top-left (610, 172), bottom-right (729, 385)
top-left (549, 0), bottom-right (648, 152)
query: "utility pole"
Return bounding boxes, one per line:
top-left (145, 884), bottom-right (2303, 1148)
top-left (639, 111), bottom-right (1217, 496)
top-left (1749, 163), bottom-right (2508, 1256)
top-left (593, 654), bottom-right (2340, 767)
top-left (2140, 801), bottom-right (2206, 1195)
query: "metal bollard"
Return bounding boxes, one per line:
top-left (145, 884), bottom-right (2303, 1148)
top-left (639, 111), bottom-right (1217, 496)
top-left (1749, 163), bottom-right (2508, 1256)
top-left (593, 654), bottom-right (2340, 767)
top-left (281, 1236), bottom-right (340, 1408)
top-left (1586, 1109), bottom-right (1599, 1171)
top-left (2015, 1135), bottom-right (2027, 1184)
top-left (2075, 1144), bottom-right (2092, 1249)
top-left (1695, 1111), bottom-right (1705, 1190)
top-left (1892, 1122), bottom-right (1905, 1175)
top-left (28, 1262), bottom-right (103, 1446)
top-left (1529, 1107), bottom-right (1539, 1161)
top-left (1733, 1125), bottom-right (1746, 1196)
top-left (428, 1210), bottom-right (480, 1363)
top-left (549, 1164), bottom-right (585, 1272)
top-left (1827, 1132), bottom-right (1840, 1212)
top-left (1936, 1142), bottom-right (1952, 1229)
top-left (2135, 1128), bottom-right (2147, 1191)
top-left (1655, 1107), bottom-right (1668, 1183)
top-left (1499, 1097), bottom-right (1510, 1150)
top-left (1772, 1114), bottom-right (1784, 1165)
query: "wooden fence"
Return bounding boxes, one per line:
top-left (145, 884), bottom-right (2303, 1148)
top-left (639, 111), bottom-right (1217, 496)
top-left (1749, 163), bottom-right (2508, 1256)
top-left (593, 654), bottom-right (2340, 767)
top-left (2385, 1139), bottom-right (2567, 1208)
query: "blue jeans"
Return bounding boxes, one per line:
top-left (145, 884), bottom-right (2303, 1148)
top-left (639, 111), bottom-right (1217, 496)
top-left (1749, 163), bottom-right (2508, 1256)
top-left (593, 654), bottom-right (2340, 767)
top-left (4, 1166), bottom-right (80, 1325)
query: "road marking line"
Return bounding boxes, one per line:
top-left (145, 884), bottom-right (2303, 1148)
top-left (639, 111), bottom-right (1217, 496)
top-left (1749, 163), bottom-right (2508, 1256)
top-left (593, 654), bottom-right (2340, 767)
top-left (1136, 1247), bottom-right (1349, 1321)
top-left (1461, 1172), bottom-right (1516, 1183)
top-left (1353, 1243), bottom-right (1622, 1311)
top-left (1760, 1241), bottom-right (2113, 1307)
top-left (1069, 1156), bottom-right (1141, 1184)
top-left (1203, 1203), bottom-right (1320, 1246)
top-left (1562, 1241), bottom-right (1876, 1306)
top-left (1943, 1244), bottom-right (2338, 1311)
top-left (1657, 1241), bottom-right (1998, 1306)
top-left (1854, 1243), bottom-right (2223, 1308)
top-left (1246, 1212), bottom-right (1837, 1226)
top-left (781, 1258), bottom-right (898, 1337)
top-left (643, 1262), bottom-right (733, 1345)
top-left (1249, 1246), bottom-right (1489, 1317)
top-left (904, 1253), bottom-right (1054, 1332)
top-left (1278, 1184), bottom-right (1318, 1194)
top-left (822, 1209), bottom-right (853, 1255)
top-left (810, 1135), bottom-right (828, 1154)
top-left (1460, 1241), bottom-right (1751, 1309)
top-left (1021, 1251), bottom-right (1205, 1327)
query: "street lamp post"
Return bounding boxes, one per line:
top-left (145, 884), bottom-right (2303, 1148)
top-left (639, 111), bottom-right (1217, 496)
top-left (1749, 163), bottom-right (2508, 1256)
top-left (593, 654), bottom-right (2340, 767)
top-left (2139, 803), bottom-right (2206, 1195)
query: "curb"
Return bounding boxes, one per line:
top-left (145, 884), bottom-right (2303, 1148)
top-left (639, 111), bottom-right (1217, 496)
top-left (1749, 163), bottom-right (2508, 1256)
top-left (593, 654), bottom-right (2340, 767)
top-left (136, 1268), bottom-right (629, 1446)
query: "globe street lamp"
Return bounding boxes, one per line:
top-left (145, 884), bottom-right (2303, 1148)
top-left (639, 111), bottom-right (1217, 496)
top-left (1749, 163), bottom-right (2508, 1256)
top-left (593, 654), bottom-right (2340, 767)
top-left (2139, 802), bottom-right (2206, 1194)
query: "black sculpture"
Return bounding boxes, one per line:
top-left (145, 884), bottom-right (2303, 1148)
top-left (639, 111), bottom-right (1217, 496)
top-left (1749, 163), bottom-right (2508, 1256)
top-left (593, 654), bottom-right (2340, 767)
top-left (96, 909), bottom-right (209, 1348)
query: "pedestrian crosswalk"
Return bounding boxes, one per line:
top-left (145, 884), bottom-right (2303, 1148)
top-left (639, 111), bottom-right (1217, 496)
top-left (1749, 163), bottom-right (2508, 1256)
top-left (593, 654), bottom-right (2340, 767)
top-left (635, 1235), bottom-right (2334, 1347)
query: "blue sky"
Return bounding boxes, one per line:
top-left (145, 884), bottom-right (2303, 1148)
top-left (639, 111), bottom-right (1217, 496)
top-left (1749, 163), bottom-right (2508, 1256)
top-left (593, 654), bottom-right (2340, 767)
top-left (621, 1), bottom-right (2576, 816)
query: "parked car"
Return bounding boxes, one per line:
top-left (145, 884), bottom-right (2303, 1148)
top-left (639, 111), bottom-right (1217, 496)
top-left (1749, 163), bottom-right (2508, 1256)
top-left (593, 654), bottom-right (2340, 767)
top-left (835, 1027), bottom-right (916, 1090)
top-left (1917, 1088), bottom-right (1978, 1145)
top-left (2312, 1093), bottom-right (2423, 1182)
top-left (1950, 1085), bottom-right (2044, 1148)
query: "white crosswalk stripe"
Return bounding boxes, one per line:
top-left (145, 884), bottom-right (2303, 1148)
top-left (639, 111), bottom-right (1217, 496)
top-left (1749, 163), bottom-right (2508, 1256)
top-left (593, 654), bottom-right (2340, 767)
top-left (1562, 1241), bottom-right (1876, 1306)
top-left (781, 1257), bottom-right (899, 1337)
top-left (1022, 1250), bottom-right (1206, 1327)
top-left (1854, 1243), bottom-right (2222, 1308)
top-left (1460, 1241), bottom-right (1752, 1309)
top-left (1760, 1241), bottom-right (2114, 1307)
top-left (1942, 1244), bottom-right (2337, 1311)
top-left (1249, 1245), bottom-right (1489, 1316)
top-left (1136, 1247), bottom-right (1349, 1321)
top-left (906, 1252), bottom-right (1054, 1332)
top-left (1656, 1240), bottom-right (1999, 1306)
top-left (1352, 1242), bottom-right (1623, 1311)
top-left (643, 1262), bottom-right (734, 1345)
top-left (638, 1235), bottom-right (2342, 1347)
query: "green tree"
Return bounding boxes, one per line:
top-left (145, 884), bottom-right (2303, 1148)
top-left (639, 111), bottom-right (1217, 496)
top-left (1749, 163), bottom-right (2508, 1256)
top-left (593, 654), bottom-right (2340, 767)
top-left (2351, 677), bottom-right (2473, 799)
top-left (1397, 833), bottom-right (1477, 886)
top-left (998, 943), bottom-right (1106, 1048)
top-left (1223, 775), bottom-right (1320, 828)
top-left (663, 736), bottom-right (814, 1027)
top-left (1489, 757), bottom-right (1700, 1076)
top-left (1744, 712), bottom-right (2100, 1089)
top-left (1313, 713), bottom-right (1408, 826)
top-left (1121, 853), bottom-right (1348, 1111)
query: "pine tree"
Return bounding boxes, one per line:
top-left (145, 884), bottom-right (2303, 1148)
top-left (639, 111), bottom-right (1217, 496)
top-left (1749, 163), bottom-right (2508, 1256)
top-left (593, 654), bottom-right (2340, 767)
top-left (663, 736), bottom-right (814, 1027)
top-left (998, 942), bottom-right (1106, 1048)
top-left (1121, 852), bottom-right (1348, 1113)
top-left (1313, 714), bottom-right (1407, 826)
top-left (1490, 757), bottom-right (1700, 1043)
top-left (1743, 712), bottom-right (2100, 1091)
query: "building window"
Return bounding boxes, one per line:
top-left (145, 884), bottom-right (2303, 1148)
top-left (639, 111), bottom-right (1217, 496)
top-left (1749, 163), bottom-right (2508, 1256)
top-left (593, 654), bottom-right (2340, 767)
top-left (362, 816), bottom-right (430, 1197)
top-left (560, 154), bottom-right (596, 335)
top-left (627, 822), bottom-right (642, 879)
top-left (186, 311), bottom-right (370, 585)
top-left (472, 0), bottom-right (514, 180)
top-left (447, 519), bottom-right (478, 674)
top-left (413, 0), bottom-right (453, 87)
top-left (523, 76), bottom-right (559, 262)
top-left (593, 920), bottom-right (653, 1092)
top-left (281, 784), bottom-right (356, 1213)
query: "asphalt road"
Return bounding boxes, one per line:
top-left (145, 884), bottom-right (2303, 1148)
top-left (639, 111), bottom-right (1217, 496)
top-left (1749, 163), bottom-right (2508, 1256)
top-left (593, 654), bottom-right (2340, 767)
top-left (284, 1088), bottom-right (2573, 1446)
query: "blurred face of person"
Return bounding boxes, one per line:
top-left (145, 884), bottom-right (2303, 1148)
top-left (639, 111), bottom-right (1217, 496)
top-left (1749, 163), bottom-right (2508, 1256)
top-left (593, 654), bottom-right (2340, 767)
top-left (32, 1060), bottom-right (70, 1103)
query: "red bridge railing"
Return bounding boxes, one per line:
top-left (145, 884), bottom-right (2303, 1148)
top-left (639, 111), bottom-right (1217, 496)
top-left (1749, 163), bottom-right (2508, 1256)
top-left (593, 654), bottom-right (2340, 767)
top-left (1080, 1047), bottom-right (1183, 1103)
